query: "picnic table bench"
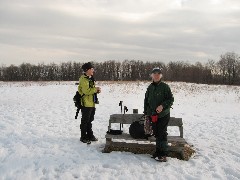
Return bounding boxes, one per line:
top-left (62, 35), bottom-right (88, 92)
top-left (103, 114), bottom-right (195, 160)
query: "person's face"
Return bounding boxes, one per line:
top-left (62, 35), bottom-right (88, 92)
top-left (152, 72), bottom-right (162, 82)
top-left (86, 68), bottom-right (94, 76)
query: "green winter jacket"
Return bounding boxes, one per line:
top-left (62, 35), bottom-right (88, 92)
top-left (144, 81), bottom-right (174, 118)
top-left (78, 74), bottom-right (97, 107)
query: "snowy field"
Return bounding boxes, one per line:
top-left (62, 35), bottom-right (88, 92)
top-left (0, 81), bottom-right (240, 180)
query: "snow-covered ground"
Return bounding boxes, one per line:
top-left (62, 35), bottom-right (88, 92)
top-left (0, 81), bottom-right (240, 180)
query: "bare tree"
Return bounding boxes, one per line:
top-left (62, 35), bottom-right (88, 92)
top-left (0, 53), bottom-right (239, 85)
top-left (218, 52), bottom-right (239, 85)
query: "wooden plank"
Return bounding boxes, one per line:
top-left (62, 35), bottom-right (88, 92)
top-left (104, 142), bottom-right (184, 153)
top-left (109, 114), bottom-right (143, 124)
top-left (168, 136), bottom-right (186, 143)
top-left (106, 133), bottom-right (147, 141)
top-left (105, 133), bottom-right (186, 143)
top-left (109, 142), bottom-right (155, 148)
top-left (109, 114), bottom-right (183, 127)
top-left (179, 126), bottom-right (183, 138)
top-left (168, 117), bottom-right (183, 126)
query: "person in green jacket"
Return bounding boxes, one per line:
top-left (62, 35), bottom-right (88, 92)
top-left (144, 67), bottom-right (174, 162)
top-left (78, 62), bottom-right (101, 144)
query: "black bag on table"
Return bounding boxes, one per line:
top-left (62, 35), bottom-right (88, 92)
top-left (129, 121), bottom-right (146, 139)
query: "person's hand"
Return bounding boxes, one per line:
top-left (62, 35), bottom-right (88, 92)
top-left (96, 87), bottom-right (101, 93)
top-left (156, 105), bottom-right (163, 113)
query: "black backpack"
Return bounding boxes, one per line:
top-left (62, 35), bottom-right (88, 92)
top-left (73, 91), bottom-right (84, 109)
top-left (129, 121), bottom-right (146, 139)
top-left (73, 91), bottom-right (85, 119)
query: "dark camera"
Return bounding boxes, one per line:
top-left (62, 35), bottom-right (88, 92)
top-left (94, 93), bottom-right (99, 104)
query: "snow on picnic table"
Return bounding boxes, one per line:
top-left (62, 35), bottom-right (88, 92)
top-left (0, 81), bottom-right (240, 180)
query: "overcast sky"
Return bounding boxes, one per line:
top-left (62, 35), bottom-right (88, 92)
top-left (0, 0), bottom-right (240, 65)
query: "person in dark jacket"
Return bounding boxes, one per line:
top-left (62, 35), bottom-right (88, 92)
top-left (78, 62), bottom-right (101, 144)
top-left (144, 67), bottom-right (174, 162)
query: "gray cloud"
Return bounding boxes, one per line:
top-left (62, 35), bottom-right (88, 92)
top-left (0, 0), bottom-right (240, 65)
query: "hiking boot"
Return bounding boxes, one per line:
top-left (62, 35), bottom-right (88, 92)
top-left (155, 156), bottom-right (167, 162)
top-left (151, 148), bottom-right (161, 158)
top-left (89, 136), bottom-right (98, 142)
top-left (80, 137), bottom-right (91, 144)
top-left (151, 151), bottom-right (158, 159)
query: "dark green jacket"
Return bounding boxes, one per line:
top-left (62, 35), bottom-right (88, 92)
top-left (78, 74), bottom-right (97, 107)
top-left (144, 81), bottom-right (174, 118)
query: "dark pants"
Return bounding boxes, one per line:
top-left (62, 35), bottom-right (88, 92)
top-left (153, 113), bottom-right (170, 156)
top-left (80, 107), bottom-right (95, 139)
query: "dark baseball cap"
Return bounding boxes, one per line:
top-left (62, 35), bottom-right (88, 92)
top-left (151, 67), bottom-right (162, 74)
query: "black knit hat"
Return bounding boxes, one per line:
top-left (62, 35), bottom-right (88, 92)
top-left (151, 67), bottom-right (162, 74)
top-left (82, 62), bottom-right (94, 72)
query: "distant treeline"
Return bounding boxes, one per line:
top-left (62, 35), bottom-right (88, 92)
top-left (0, 52), bottom-right (240, 85)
